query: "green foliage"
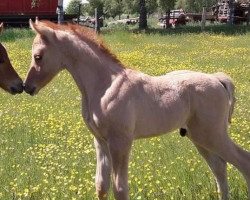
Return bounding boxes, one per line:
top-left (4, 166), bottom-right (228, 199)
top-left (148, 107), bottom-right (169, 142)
top-left (65, 0), bottom-right (82, 14)
top-left (123, 0), bottom-right (139, 14)
top-left (86, 0), bottom-right (158, 19)
top-left (104, 0), bottom-right (123, 19)
top-left (87, 0), bottom-right (104, 16)
top-left (158, 0), bottom-right (176, 12)
top-left (175, 0), bottom-right (217, 12)
top-left (146, 0), bottom-right (158, 15)
top-left (0, 28), bottom-right (35, 42)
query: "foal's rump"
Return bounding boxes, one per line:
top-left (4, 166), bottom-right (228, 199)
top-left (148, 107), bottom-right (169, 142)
top-left (183, 71), bottom-right (234, 118)
top-left (212, 72), bottom-right (236, 123)
top-left (165, 70), bottom-right (235, 121)
top-left (163, 71), bottom-right (235, 131)
top-left (132, 70), bottom-right (235, 139)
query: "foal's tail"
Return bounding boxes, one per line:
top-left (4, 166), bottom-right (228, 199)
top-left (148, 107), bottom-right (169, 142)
top-left (213, 72), bottom-right (236, 123)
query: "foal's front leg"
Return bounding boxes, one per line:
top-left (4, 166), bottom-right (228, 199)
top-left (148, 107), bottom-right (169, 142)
top-left (108, 135), bottom-right (133, 200)
top-left (94, 137), bottom-right (112, 200)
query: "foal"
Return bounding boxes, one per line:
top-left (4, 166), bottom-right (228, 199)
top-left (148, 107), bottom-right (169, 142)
top-left (0, 23), bottom-right (23, 94)
top-left (24, 20), bottom-right (250, 200)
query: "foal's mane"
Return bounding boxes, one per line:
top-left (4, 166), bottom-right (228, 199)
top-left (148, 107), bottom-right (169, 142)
top-left (38, 20), bottom-right (122, 65)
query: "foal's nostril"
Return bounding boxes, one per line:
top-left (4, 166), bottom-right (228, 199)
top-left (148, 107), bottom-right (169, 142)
top-left (24, 84), bottom-right (36, 96)
top-left (29, 87), bottom-right (36, 96)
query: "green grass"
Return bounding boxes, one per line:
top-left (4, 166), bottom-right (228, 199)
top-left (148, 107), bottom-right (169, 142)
top-left (0, 26), bottom-right (249, 199)
top-left (1, 28), bottom-right (35, 42)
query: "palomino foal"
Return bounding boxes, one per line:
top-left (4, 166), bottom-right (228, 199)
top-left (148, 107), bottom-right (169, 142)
top-left (0, 23), bottom-right (23, 94)
top-left (24, 20), bottom-right (250, 200)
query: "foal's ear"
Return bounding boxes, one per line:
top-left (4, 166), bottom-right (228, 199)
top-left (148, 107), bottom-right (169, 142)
top-left (29, 19), bottom-right (54, 41)
top-left (0, 23), bottom-right (3, 36)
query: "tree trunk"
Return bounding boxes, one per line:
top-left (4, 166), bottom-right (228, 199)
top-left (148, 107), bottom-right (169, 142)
top-left (165, 10), bottom-right (170, 29)
top-left (95, 8), bottom-right (100, 34)
top-left (57, 0), bottom-right (64, 24)
top-left (228, 0), bottom-right (235, 25)
top-left (139, 0), bottom-right (147, 29)
top-left (247, 3), bottom-right (250, 26)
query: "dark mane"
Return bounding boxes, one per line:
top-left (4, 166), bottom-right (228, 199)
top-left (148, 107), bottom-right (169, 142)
top-left (38, 20), bottom-right (122, 65)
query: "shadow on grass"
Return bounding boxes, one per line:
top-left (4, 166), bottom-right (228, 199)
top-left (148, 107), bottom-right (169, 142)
top-left (103, 24), bottom-right (250, 36)
top-left (143, 24), bottom-right (250, 35)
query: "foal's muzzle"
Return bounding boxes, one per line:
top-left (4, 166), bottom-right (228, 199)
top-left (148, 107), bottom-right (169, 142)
top-left (23, 84), bottom-right (36, 96)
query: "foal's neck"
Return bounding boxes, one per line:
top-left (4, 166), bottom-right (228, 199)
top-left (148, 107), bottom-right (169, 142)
top-left (63, 33), bottom-right (125, 98)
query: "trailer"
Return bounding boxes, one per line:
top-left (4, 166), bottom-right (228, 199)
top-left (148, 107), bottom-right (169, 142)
top-left (158, 9), bottom-right (189, 28)
top-left (212, 0), bottom-right (250, 23)
top-left (186, 12), bottom-right (215, 22)
top-left (0, 0), bottom-right (77, 26)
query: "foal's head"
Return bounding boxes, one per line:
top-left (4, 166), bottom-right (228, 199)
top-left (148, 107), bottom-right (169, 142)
top-left (0, 23), bottom-right (23, 94)
top-left (24, 20), bottom-right (64, 95)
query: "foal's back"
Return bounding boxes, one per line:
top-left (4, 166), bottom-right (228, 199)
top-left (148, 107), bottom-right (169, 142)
top-left (124, 70), bottom-right (229, 139)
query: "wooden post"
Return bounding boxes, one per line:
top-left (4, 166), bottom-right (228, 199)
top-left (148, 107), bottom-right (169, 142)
top-left (165, 10), bottom-right (170, 29)
top-left (95, 8), bottom-right (100, 34)
top-left (201, 7), bottom-right (206, 32)
top-left (228, 0), bottom-right (235, 25)
top-left (247, 3), bottom-right (250, 26)
top-left (77, 3), bottom-right (81, 24)
top-left (57, 0), bottom-right (64, 24)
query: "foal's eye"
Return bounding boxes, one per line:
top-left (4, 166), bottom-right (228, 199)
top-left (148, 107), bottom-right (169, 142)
top-left (34, 55), bottom-right (42, 61)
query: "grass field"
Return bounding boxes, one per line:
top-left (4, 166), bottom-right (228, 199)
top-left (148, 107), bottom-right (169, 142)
top-left (0, 26), bottom-right (249, 200)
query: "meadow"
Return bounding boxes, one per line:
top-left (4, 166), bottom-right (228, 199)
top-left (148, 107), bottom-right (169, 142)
top-left (0, 26), bottom-right (249, 200)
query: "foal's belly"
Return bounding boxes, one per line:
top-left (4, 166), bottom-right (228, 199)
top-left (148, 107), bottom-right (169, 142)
top-left (133, 102), bottom-right (189, 139)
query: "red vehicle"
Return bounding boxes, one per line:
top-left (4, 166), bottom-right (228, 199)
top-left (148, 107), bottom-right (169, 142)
top-left (0, 0), bottom-right (76, 26)
top-left (158, 9), bottom-right (189, 28)
top-left (0, 0), bottom-right (57, 15)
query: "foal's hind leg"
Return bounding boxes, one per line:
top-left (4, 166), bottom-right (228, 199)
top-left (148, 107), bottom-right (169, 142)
top-left (220, 139), bottom-right (250, 200)
top-left (205, 137), bottom-right (250, 199)
top-left (189, 126), bottom-right (250, 199)
top-left (194, 144), bottom-right (229, 200)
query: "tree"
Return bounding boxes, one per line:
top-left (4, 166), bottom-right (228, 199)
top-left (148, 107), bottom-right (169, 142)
top-left (158, 0), bottom-right (176, 12)
top-left (175, 0), bottom-right (187, 10)
top-left (176, 0), bottom-right (217, 12)
top-left (66, 0), bottom-right (82, 14)
top-left (139, 0), bottom-right (147, 29)
top-left (103, 0), bottom-right (123, 19)
top-left (87, 0), bottom-right (104, 16)
top-left (123, 0), bottom-right (138, 15)
top-left (146, 0), bottom-right (158, 16)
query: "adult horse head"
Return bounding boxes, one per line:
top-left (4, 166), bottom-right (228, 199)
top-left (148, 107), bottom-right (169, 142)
top-left (0, 23), bottom-right (23, 94)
